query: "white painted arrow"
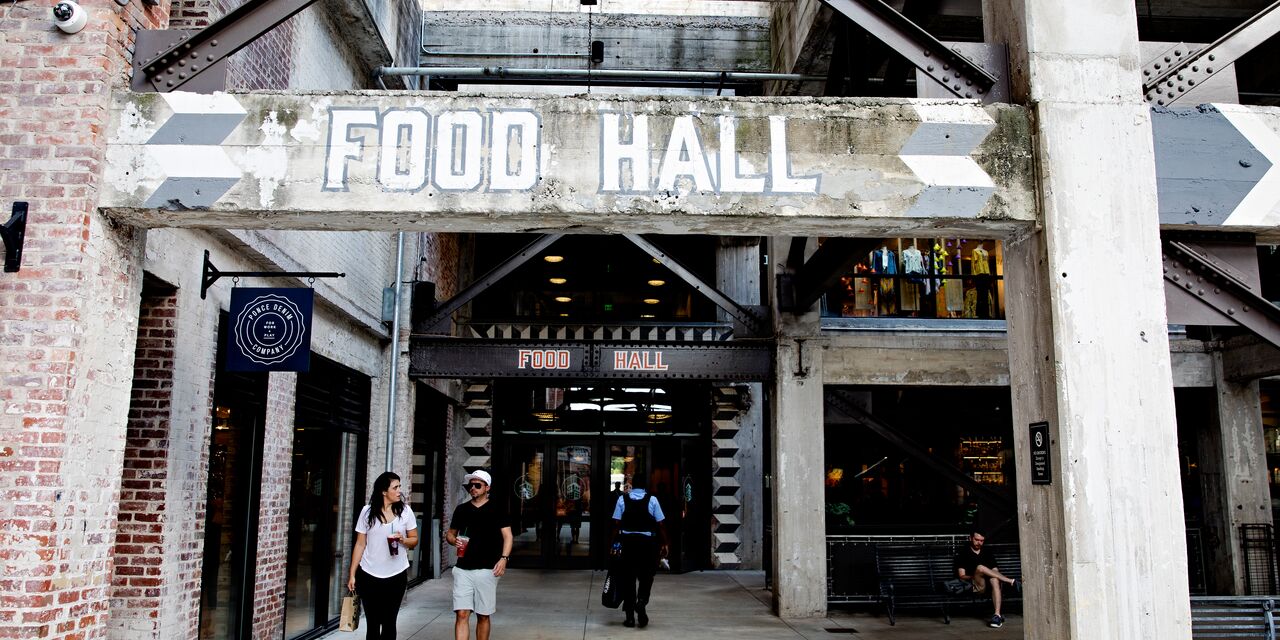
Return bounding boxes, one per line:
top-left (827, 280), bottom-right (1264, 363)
top-left (1216, 103), bottom-right (1280, 228)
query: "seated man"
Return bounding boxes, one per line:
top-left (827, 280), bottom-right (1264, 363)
top-left (954, 530), bottom-right (1019, 628)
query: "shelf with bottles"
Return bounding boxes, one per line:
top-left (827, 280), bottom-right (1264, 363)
top-left (958, 436), bottom-right (1006, 485)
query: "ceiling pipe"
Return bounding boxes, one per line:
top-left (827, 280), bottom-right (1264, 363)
top-left (375, 66), bottom-right (828, 84)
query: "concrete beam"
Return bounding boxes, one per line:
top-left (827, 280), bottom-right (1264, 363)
top-left (102, 92), bottom-right (1035, 235)
top-left (421, 11), bottom-right (770, 73)
top-left (1223, 335), bottom-right (1280, 381)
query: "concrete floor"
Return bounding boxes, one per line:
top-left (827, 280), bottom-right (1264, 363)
top-left (322, 569), bottom-right (1023, 639)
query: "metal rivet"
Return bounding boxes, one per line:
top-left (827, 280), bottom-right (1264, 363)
top-left (965, 92), bottom-right (972, 98)
top-left (1228, 308), bottom-right (1236, 315)
top-left (207, 55), bottom-right (214, 61)
top-left (1207, 67), bottom-right (1214, 73)
top-left (1158, 100), bottom-right (1165, 105)
top-left (1155, 63), bottom-right (1163, 69)
top-left (192, 65), bottom-right (199, 72)
top-left (1243, 306), bottom-right (1250, 312)
top-left (1192, 66), bottom-right (1199, 72)
top-left (976, 87), bottom-right (984, 94)
top-left (1177, 74), bottom-right (1184, 80)
top-left (953, 84), bottom-right (960, 90)
top-left (943, 64), bottom-right (950, 70)
top-left (183, 44), bottom-right (191, 50)
top-left (167, 81), bottom-right (174, 87)
top-left (1198, 289), bottom-right (1204, 296)
top-left (1144, 69), bottom-right (1151, 76)
top-left (1175, 50), bottom-right (1182, 56)
top-left (924, 50), bottom-right (931, 57)
top-left (1208, 54), bottom-right (1216, 61)
top-left (211, 40), bottom-right (219, 47)
top-left (1165, 56), bottom-right (1171, 62)
top-left (1178, 85), bottom-right (1184, 92)
top-left (167, 69), bottom-right (174, 75)
top-left (179, 73), bottom-right (186, 79)
top-left (178, 60), bottom-right (185, 67)
top-left (927, 65), bottom-right (934, 72)
top-left (1188, 79), bottom-right (1195, 86)
top-left (1167, 80), bottom-right (1175, 87)
top-left (1185, 282), bottom-right (1193, 289)
top-left (965, 80), bottom-right (972, 86)
top-left (1172, 274), bottom-right (1180, 281)
top-left (1214, 288), bottom-right (1220, 294)
top-left (191, 52), bottom-right (198, 59)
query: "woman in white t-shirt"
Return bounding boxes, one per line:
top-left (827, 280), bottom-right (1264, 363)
top-left (347, 472), bottom-right (418, 640)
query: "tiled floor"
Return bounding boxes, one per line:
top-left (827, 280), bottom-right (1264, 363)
top-left (321, 569), bottom-right (1022, 639)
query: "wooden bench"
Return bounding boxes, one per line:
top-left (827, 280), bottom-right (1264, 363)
top-left (1191, 596), bottom-right (1276, 639)
top-left (876, 544), bottom-right (954, 625)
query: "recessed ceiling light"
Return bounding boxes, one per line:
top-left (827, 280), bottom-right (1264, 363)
top-left (647, 279), bottom-right (665, 287)
top-left (549, 277), bottom-right (567, 284)
top-left (559, 313), bottom-right (569, 317)
top-left (641, 314), bottom-right (655, 319)
top-left (643, 298), bottom-right (660, 304)
top-left (555, 296), bottom-right (572, 302)
top-left (544, 255), bottom-right (564, 263)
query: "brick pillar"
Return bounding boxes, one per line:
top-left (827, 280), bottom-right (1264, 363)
top-left (109, 290), bottom-right (177, 637)
top-left (0, 2), bottom-right (168, 639)
top-left (252, 372), bottom-right (296, 640)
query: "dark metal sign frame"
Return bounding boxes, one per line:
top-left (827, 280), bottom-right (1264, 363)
top-left (409, 337), bottom-right (774, 381)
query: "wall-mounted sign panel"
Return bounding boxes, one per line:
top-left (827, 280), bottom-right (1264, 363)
top-left (225, 287), bottom-right (313, 372)
top-left (409, 338), bottom-right (773, 381)
top-left (102, 92), bottom-right (1037, 236)
top-left (1029, 421), bottom-right (1052, 486)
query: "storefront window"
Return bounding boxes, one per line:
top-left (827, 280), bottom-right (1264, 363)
top-left (822, 237), bottom-right (1005, 320)
top-left (823, 387), bottom-right (1015, 534)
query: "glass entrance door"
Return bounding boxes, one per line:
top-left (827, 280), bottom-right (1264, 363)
top-left (502, 439), bottom-right (594, 568)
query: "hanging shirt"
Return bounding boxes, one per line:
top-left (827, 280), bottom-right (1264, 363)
top-left (971, 247), bottom-right (991, 275)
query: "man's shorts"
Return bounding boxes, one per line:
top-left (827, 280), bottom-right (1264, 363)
top-left (453, 567), bottom-right (500, 615)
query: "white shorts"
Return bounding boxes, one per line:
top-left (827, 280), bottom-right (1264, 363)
top-left (453, 567), bottom-right (500, 615)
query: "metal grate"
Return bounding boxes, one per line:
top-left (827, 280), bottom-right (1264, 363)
top-left (1186, 528), bottom-right (1208, 596)
top-left (1241, 524), bottom-right (1280, 595)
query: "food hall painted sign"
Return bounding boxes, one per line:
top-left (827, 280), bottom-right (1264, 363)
top-left (102, 92), bottom-right (1039, 236)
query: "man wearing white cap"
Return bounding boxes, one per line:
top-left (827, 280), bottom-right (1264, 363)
top-left (446, 469), bottom-right (513, 640)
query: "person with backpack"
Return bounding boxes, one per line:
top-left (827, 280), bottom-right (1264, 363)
top-left (610, 474), bottom-right (669, 629)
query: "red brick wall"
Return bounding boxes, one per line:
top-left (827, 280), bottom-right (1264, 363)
top-left (110, 291), bottom-right (177, 636)
top-left (252, 372), bottom-right (297, 640)
top-left (0, 2), bottom-right (166, 639)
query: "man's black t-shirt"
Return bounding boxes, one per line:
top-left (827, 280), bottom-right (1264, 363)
top-left (954, 545), bottom-right (998, 577)
top-left (450, 499), bottom-right (510, 570)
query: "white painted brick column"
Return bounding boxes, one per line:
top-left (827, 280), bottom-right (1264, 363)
top-left (987, 0), bottom-right (1192, 637)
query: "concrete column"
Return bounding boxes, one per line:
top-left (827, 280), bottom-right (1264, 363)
top-left (768, 237), bottom-right (827, 617)
top-left (987, 1), bottom-right (1192, 637)
top-left (717, 238), bottom-right (765, 569)
top-left (1199, 353), bottom-right (1271, 594)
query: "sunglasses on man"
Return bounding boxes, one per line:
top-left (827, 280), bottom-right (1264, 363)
top-left (467, 482), bottom-right (486, 489)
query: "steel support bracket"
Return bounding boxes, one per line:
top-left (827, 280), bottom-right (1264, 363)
top-left (821, 0), bottom-right (997, 100)
top-left (1162, 240), bottom-right (1280, 350)
top-left (418, 234), bottom-right (565, 334)
top-left (1, 202), bottom-right (28, 273)
top-left (623, 235), bottom-right (768, 337)
top-left (1143, 0), bottom-right (1280, 106)
top-left (787, 238), bottom-right (863, 313)
top-left (135, 0), bottom-right (321, 93)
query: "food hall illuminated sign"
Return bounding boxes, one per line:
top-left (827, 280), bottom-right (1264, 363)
top-left (322, 109), bottom-right (819, 196)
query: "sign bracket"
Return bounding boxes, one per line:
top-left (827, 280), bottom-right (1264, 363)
top-left (1, 202), bottom-right (27, 273)
top-left (201, 249), bottom-right (345, 299)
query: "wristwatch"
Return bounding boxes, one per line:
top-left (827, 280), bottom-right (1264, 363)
top-left (500, 555), bottom-right (510, 560)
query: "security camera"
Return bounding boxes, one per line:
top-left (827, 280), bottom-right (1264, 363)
top-left (53, 1), bottom-right (88, 35)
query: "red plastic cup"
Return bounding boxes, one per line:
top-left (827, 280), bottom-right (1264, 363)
top-left (456, 535), bottom-right (470, 559)
top-left (387, 536), bottom-right (399, 556)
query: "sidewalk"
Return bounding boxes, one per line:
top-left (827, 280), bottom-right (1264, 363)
top-left (321, 569), bottom-right (1023, 639)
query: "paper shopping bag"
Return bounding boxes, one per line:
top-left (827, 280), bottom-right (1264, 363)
top-left (339, 590), bottom-right (361, 632)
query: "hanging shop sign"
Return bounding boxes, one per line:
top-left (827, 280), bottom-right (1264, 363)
top-left (410, 337), bottom-right (773, 381)
top-left (1029, 421), bottom-right (1052, 485)
top-left (226, 287), bottom-right (313, 372)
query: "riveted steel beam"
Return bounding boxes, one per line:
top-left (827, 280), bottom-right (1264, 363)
top-left (1144, 0), bottom-right (1280, 106)
top-left (624, 235), bottom-right (767, 337)
top-left (789, 238), bottom-right (862, 313)
top-left (827, 389), bottom-right (1015, 513)
top-left (417, 234), bottom-right (564, 334)
top-left (821, 0), bottom-right (997, 100)
top-left (136, 0), bottom-right (320, 93)
top-left (409, 337), bottom-right (775, 381)
top-left (1162, 239), bottom-right (1280, 350)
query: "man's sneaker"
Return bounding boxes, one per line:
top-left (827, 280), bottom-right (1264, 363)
top-left (1011, 579), bottom-right (1022, 594)
top-left (988, 615), bottom-right (1004, 628)
top-left (637, 610), bottom-right (649, 628)
top-left (624, 611), bottom-right (636, 628)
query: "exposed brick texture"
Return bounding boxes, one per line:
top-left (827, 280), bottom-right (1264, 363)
top-left (0, 2), bottom-right (165, 639)
top-left (252, 372), bottom-right (297, 640)
top-left (109, 291), bottom-right (177, 637)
